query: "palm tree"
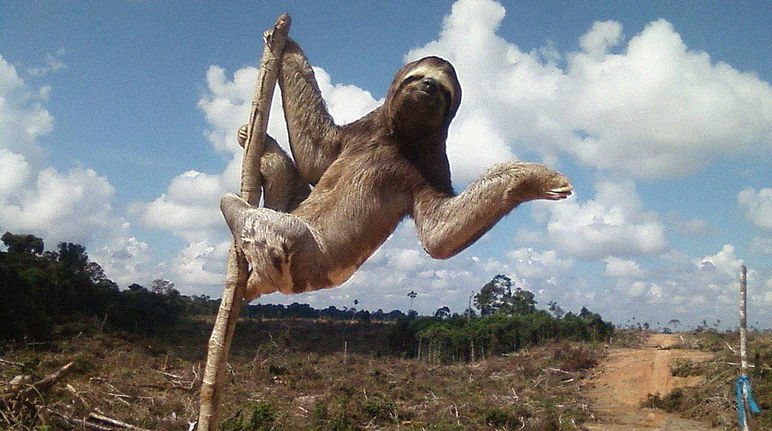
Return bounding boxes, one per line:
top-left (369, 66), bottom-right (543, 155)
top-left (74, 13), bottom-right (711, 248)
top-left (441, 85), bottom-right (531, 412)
top-left (407, 291), bottom-right (417, 312)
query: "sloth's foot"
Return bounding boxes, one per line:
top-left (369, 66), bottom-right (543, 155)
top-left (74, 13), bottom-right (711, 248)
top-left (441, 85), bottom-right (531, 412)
top-left (242, 237), bottom-right (293, 300)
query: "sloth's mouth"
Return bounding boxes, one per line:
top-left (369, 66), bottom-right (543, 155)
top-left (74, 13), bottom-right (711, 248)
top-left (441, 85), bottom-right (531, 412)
top-left (412, 86), bottom-right (449, 118)
top-left (396, 89), bottom-right (447, 125)
top-left (418, 91), bottom-right (443, 104)
top-left (413, 90), bottom-right (442, 107)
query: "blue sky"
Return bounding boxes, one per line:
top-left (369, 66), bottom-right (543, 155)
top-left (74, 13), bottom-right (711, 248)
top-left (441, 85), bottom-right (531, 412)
top-left (1, 0), bottom-right (770, 329)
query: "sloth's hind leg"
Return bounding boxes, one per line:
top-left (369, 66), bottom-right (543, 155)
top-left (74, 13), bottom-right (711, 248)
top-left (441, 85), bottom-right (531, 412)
top-left (237, 128), bottom-right (311, 212)
top-left (260, 136), bottom-right (311, 212)
top-left (220, 193), bottom-right (319, 300)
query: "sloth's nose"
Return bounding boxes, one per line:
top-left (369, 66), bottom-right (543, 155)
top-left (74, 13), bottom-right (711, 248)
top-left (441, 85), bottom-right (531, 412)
top-left (420, 77), bottom-right (438, 94)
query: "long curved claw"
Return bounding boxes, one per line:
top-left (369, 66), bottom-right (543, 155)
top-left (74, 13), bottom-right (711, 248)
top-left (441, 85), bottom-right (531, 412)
top-left (545, 185), bottom-right (573, 200)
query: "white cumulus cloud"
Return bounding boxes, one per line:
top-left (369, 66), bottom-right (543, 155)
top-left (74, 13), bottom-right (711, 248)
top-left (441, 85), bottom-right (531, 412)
top-left (738, 187), bottom-right (772, 230)
top-left (170, 240), bottom-right (231, 294)
top-left (313, 67), bottom-right (381, 125)
top-left (405, 0), bottom-right (772, 180)
top-left (579, 21), bottom-right (624, 59)
top-left (537, 181), bottom-right (666, 258)
top-left (137, 170), bottom-right (226, 243)
top-left (90, 234), bottom-right (153, 287)
top-left (0, 148), bottom-right (31, 197)
top-left (0, 55), bottom-right (51, 163)
top-left (0, 166), bottom-right (115, 243)
top-left (695, 244), bottom-right (743, 280)
top-left (0, 54), bottom-right (149, 287)
top-left (507, 247), bottom-right (573, 279)
top-left (604, 256), bottom-right (645, 278)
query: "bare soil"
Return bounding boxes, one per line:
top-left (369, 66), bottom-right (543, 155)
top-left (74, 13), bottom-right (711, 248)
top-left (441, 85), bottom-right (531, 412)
top-left (584, 333), bottom-right (717, 430)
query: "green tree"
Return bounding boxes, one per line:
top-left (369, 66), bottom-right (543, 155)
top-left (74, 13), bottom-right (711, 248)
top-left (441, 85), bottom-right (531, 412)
top-left (57, 242), bottom-right (89, 274)
top-left (434, 306), bottom-right (451, 319)
top-left (474, 275), bottom-right (536, 315)
top-left (2, 232), bottom-right (44, 255)
top-left (474, 274), bottom-right (510, 315)
top-left (506, 287), bottom-right (536, 315)
top-left (151, 278), bottom-right (176, 295)
top-left (0, 249), bottom-right (53, 340)
top-left (128, 283), bottom-right (146, 291)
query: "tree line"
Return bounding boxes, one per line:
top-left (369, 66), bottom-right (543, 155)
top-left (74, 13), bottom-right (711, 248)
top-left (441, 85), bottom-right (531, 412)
top-left (2, 232), bottom-right (615, 359)
top-left (0, 232), bottom-right (425, 341)
top-left (387, 274), bottom-right (614, 362)
top-left (0, 232), bottom-right (218, 341)
top-left (387, 307), bottom-right (613, 363)
top-left (247, 303), bottom-right (408, 322)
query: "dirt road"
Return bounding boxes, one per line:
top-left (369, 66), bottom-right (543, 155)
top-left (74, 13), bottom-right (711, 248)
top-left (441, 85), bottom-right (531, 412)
top-left (584, 333), bottom-right (717, 430)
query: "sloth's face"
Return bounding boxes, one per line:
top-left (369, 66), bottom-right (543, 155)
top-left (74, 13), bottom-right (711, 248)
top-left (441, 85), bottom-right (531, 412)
top-left (388, 57), bottom-right (461, 136)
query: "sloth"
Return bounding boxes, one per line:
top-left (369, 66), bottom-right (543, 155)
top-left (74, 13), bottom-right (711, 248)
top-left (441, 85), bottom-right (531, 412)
top-left (222, 38), bottom-right (573, 301)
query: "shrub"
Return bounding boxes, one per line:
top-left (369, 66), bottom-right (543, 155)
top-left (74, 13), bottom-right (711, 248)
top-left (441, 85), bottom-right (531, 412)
top-left (669, 358), bottom-right (702, 377)
top-left (640, 389), bottom-right (687, 412)
top-left (360, 392), bottom-right (399, 423)
top-left (552, 343), bottom-right (599, 371)
top-left (222, 401), bottom-right (276, 431)
top-left (482, 406), bottom-right (525, 428)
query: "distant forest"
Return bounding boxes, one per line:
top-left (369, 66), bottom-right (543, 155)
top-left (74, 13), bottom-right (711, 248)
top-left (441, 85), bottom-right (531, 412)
top-left (1, 231), bottom-right (614, 360)
top-left (0, 232), bottom-right (415, 341)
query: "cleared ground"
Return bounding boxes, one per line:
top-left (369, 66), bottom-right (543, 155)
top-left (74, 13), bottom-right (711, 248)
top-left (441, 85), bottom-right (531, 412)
top-left (584, 333), bottom-right (717, 431)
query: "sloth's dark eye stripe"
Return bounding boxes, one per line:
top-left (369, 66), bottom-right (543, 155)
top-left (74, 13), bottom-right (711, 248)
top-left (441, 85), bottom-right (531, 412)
top-left (440, 88), bottom-right (452, 104)
top-left (403, 75), bottom-right (423, 84)
top-left (440, 88), bottom-right (452, 117)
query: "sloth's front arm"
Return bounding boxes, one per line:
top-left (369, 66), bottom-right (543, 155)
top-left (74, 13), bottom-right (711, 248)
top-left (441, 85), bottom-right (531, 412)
top-left (412, 162), bottom-right (572, 259)
top-left (278, 38), bottom-right (343, 185)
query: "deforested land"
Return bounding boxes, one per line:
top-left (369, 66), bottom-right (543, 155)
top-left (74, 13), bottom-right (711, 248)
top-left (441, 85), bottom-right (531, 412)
top-left (2, 233), bottom-right (771, 430)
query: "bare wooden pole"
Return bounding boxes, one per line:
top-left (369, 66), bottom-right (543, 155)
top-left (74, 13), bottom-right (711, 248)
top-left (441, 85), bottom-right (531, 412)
top-left (740, 265), bottom-right (748, 376)
top-left (739, 264), bottom-right (750, 431)
top-left (197, 14), bottom-right (291, 431)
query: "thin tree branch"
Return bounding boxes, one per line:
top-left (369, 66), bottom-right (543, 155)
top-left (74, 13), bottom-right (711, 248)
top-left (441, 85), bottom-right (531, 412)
top-left (197, 13), bottom-right (291, 431)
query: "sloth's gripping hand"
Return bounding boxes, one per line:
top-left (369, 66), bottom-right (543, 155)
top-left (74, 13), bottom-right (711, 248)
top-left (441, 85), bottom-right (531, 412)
top-left (502, 162), bottom-right (573, 203)
top-left (237, 124), bottom-right (249, 148)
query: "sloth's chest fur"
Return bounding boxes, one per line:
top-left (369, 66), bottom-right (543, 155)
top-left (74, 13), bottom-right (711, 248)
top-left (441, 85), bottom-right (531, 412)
top-left (293, 145), bottom-right (418, 266)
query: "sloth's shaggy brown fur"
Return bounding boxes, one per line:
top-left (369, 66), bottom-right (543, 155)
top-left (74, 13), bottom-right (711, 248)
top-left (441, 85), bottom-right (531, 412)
top-left (222, 38), bottom-right (573, 300)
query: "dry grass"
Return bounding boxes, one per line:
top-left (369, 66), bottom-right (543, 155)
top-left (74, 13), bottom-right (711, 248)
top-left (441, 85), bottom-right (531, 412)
top-left (0, 317), bottom-right (605, 430)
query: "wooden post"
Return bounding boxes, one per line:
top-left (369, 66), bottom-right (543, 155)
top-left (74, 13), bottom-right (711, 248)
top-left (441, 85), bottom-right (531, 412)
top-left (197, 14), bottom-right (291, 431)
top-left (739, 264), bottom-right (750, 431)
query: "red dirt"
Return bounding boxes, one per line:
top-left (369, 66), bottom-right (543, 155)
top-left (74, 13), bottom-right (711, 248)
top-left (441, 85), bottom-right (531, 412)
top-left (584, 333), bottom-right (718, 430)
